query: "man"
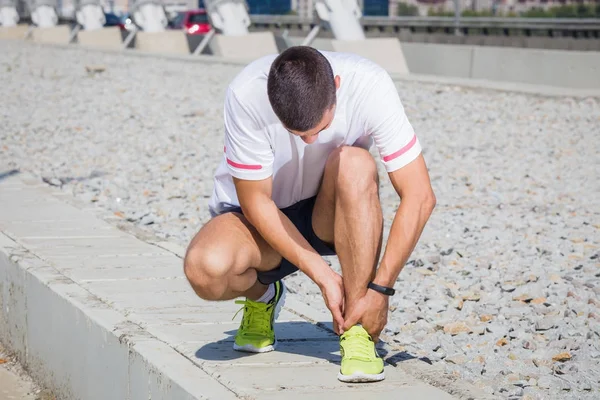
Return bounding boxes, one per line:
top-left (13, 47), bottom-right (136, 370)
top-left (184, 46), bottom-right (436, 383)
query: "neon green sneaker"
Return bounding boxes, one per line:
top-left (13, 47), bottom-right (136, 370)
top-left (338, 325), bottom-right (385, 382)
top-left (233, 281), bottom-right (286, 353)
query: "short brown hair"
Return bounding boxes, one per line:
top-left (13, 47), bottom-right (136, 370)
top-left (267, 46), bottom-right (336, 132)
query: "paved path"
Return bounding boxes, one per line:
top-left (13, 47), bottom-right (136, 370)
top-left (0, 172), bottom-right (491, 399)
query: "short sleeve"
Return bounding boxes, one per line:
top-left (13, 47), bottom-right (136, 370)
top-left (223, 88), bottom-right (274, 180)
top-left (361, 71), bottom-right (422, 173)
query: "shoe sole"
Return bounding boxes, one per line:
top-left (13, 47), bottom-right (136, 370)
top-left (337, 370), bottom-right (385, 383)
top-left (233, 283), bottom-right (287, 353)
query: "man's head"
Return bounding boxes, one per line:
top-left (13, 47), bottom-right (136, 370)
top-left (268, 46), bottom-right (340, 144)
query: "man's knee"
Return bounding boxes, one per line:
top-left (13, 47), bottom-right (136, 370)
top-left (327, 146), bottom-right (378, 195)
top-left (184, 246), bottom-right (232, 301)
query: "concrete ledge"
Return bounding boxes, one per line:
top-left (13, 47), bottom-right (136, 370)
top-left (0, 172), bottom-right (488, 399)
top-left (470, 45), bottom-right (600, 89)
top-left (209, 31), bottom-right (279, 61)
top-left (400, 41), bottom-right (600, 90)
top-left (331, 38), bottom-right (410, 75)
top-left (0, 24), bottom-right (30, 40)
top-left (135, 31), bottom-right (189, 55)
top-left (31, 26), bottom-right (71, 45)
top-left (77, 27), bottom-right (123, 51)
top-left (0, 234), bottom-right (237, 400)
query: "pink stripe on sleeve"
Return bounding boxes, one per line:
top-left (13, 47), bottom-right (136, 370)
top-left (226, 158), bottom-right (263, 170)
top-left (382, 134), bottom-right (417, 162)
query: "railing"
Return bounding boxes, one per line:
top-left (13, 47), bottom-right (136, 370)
top-left (250, 15), bottom-right (600, 36)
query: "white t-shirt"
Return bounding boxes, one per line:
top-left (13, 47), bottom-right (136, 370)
top-left (209, 51), bottom-right (422, 216)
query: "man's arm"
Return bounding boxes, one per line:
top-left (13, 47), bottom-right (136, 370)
top-left (234, 176), bottom-right (345, 331)
top-left (372, 154), bottom-right (436, 287)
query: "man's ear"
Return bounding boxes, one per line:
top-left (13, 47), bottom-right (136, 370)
top-left (335, 75), bottom-right (341, 90)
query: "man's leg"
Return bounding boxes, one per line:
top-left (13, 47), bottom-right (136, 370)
top-left (184, 212), bottom-right (287, 353)
top-left (184, 212), bottom-right (283, 302)
top-left (312, 146), bottom-right (385, 382)
top-left (312, 146), bottom-right (383, 318)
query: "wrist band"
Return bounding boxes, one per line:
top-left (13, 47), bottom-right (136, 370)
top-left (367, 281), bottom-right (396, 296)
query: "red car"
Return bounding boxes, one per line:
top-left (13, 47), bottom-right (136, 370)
top-left (171, 9), bottom-right (211, 35)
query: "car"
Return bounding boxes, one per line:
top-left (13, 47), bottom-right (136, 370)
top-left (104, 12), bottom-right (126, 30)
top-left (170, 9), bottom-right (211, 35)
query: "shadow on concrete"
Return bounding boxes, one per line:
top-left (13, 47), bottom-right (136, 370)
top-left (194, 321), bottom-right (341, 366)
top-left (193, 321), bottom-right (428, 368)
top-left (380, 350), bottom-right (422, 366)
top-left (0, 169), bottom-right (19, 182)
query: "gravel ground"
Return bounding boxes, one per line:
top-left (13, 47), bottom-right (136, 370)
top-left (1, 41), bottom-right (599, 399)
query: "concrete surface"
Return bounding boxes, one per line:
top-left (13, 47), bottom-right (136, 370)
top-left (77, 27), bottom-right (122, 51)
top-left (135, 30), bottom-right (189, 55)
top-left (0, 368), bottom-right (36, 400)
top-left (331, 37), bottom-right (410, 75)
top-left (31, 26), bottom-right (71, 45)
top-left (0, 341), bottom-right (54, 400)
top-left (0, 172), bottom-right (490, 399)
top-left (209, 31), bottom-right (279, 61)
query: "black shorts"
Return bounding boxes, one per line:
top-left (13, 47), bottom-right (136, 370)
top-left (221, 196), bottom-right (336, 285)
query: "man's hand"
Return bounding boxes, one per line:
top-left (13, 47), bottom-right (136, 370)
top-left (317, 271), bottom-right (345, 335)
top-left (342, 289), bottom-right (389, 342)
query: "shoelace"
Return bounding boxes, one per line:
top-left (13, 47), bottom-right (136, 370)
top-left (233, 299), bottom-right (274, 337)
top-left (341, 329), bottom-right (375, 361)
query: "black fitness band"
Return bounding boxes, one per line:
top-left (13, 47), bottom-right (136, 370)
top-left (367, 281), bottom-right (396, 296)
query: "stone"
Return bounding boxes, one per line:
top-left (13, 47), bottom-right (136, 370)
top-left (552, 352), bottom-right (572, 362)
top-left (480, 314), bottom-right (493, 322)
top-left (443, 322), bottom-right (472, 335)
top-left (502, 283), bottom-right (517, 292)
top-left (487, 323), bottom-right (509, 337)
top-left (508, 386), bottom-right (524, 397)
top-left (536, 317), bottom-right (558, 331)
top-left (453, 298), bottom-right (464, 310)
top-left (462, 291), bottom-right (481, 301)
top-left (427, 255), bottom-right (441, 264)
top-left (522, 340), bottom-right (537, 350)
top-left (531, 297), bottom-right (547, 305)
top-left (416, 268), bottom-right (435, 276)
top-left (471, 325), bottom-right (486, 335)
top-left (426, 299), bottom-right (448, 312)
top-left (537, 376), bottom-right (554, 389)
top-left (446, 354), bottom-right (467, 365)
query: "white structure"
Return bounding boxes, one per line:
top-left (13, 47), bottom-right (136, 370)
top-left (315, 0), bottom-right (364, 40)
top-left (130, 0), bottom-right (168, 32)
top-left (0, 0), bottom-right (19, 27)
top-left (75, 0), bottom-right (105, 30)
top-left (204, 0), bottom-right (250, 36)
top-left (27, 0), bottom-right (59, 27)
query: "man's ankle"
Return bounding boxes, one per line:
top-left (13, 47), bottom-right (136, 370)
top-left (254, 283), bottom-right (275, 303)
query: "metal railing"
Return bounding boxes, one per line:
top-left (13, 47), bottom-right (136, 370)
top-left (250, 14), bottom-right (600, 36)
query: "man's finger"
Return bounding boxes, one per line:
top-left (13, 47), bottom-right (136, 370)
top-left (332, 318), bottom-right (340, 335)
top-left (331, 306), bottom-right (345, 335)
